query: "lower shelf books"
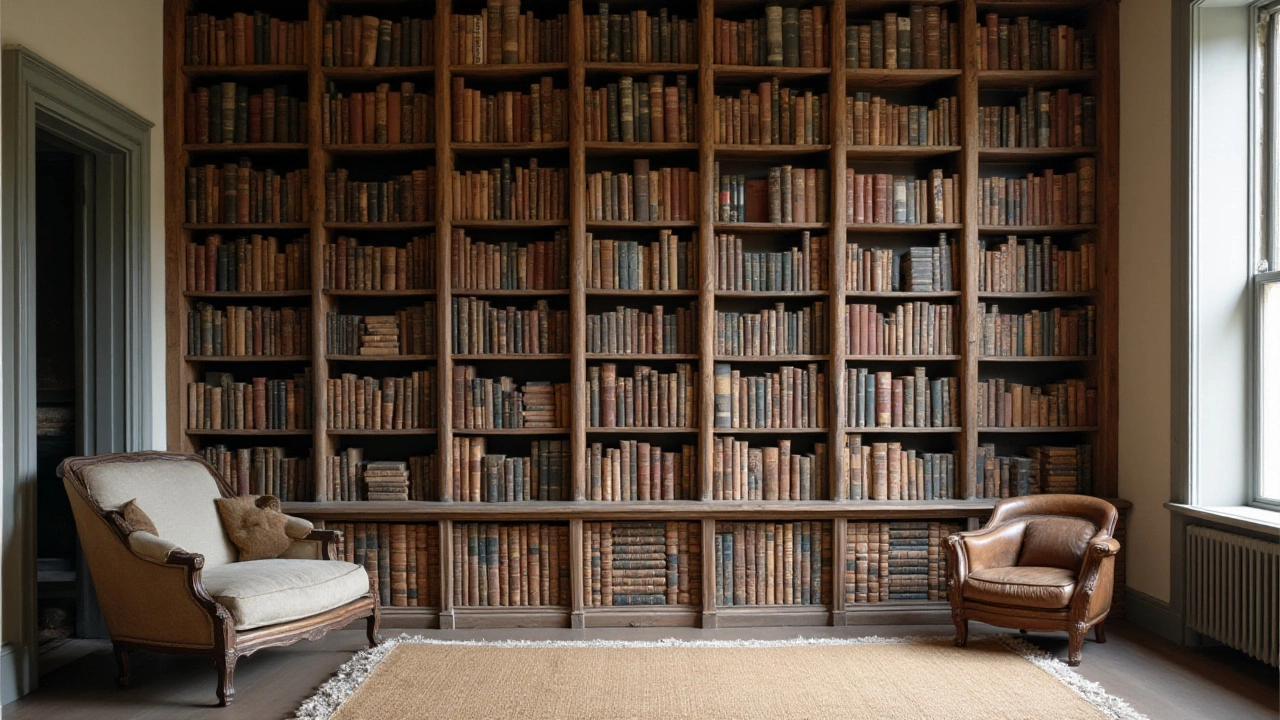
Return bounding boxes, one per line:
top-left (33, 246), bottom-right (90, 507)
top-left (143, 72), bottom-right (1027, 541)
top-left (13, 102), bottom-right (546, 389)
top-left (844, 520), bottom-right (960, 603)
top-left (846, 236), bottom-right (956, 292)
top-left (451, 297), bottom-right (568, 355)
top-left (185, 233), bottom-right (310, 293)
top-left (582, 521), bottom-right (702, 606)
top-left (327, 304), bottom-right (437, 356)
top-left (977, 377), bottom-right (1095, 428)
top-left (978, 304), bottom-right (1096, 357)
top-left (977, 236), bottom-right (1096, 293)
top-left (321, 82), bottom-right (434, 145)
top-left (324, 234), bottom-right (435, 291)
top-left (845, 94), bottom-right (958, 147)
top-left (187, 371), bottom-right (313, 430)
top-left (844, 367), bottom-right (958, 428)
top-left (715, 232), bottom-right (828, 292)
top-left (451, 77), bottom-right (568, 143)
top-left (846, 302), bottom-right (956, 357)
top-left (586, 303), bottom-right (697, 355)
top-left (587, 363), bottom-right (698, 428)
top-left (325, 169), bottom-right (434, 223)
top-left (715, 302), bottom-right (828, 356)
top-left (583, 74), bottom-right (696, 143)
top-left (200, 445), bottom-right (313, 501)
top-left (450, 229), bottom-right (570, 290)
top-left (714, 363), bottom-right (827, 429)
top-left (587, 231), bottom-right (697, 291)
top-left (450, 438), bottom-right (571, 502)
top-left (451, 368), bottom-right (571, 429)
top-left (187, 81), bottom-right (306, 146)
top-left (712, 438), bottom-right (828, 501)
top-left (715, 165), bottom-right (829, 224)
top-left (974, 443), bottom-right (1094, 498)
top-left (845, 437), bottom-right (956, 501)
top-left (323, 448), bottom-right (437, 501)
top-left (588, 441), bottom-right (696, 501)
top-left (186, 161), bottom-right (309, 224)
top-left (845, 169), bottom-right (959, 225)
top-left (189, 304), bottom-right (310, 357)
top-left (327, 371), bottom-right (437, 429)
top-left (978, 159), bottom-right (1096, 226)
top-left (585, 162), bottom-right (697, 222)
top-left (450, 159), bottom-right (568, 221)
top-left (452, 523), bottom-right (570, 607)
top-left (715, 521), bottom-right (830, 606)
top-left (326, 522), bottom-right (440, 607)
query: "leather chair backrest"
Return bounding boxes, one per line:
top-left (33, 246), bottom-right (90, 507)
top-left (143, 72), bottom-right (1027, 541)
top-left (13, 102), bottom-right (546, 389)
top-left (1017, 516), bottom-right (1098, 571)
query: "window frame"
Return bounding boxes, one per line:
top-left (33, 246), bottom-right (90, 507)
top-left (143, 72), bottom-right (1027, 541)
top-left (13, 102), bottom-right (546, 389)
top-left (1253, 3), bottom-right (1280, 509)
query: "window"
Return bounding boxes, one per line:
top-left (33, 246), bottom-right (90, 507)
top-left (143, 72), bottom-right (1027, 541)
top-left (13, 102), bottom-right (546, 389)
top-left (1257, 7), bottom-right (1280, 506)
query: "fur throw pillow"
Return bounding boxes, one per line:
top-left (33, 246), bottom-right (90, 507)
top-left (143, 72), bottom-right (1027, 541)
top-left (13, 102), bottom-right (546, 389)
top-left (118, 499), bottom-right (158, 535)
top-left (214, 495), bottom-right (292, 561)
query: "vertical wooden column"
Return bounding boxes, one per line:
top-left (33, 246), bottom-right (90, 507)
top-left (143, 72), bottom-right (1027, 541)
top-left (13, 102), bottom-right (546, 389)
top-left (697, 0), bottom-right (718, 506)
top-left (958, 0), bottom-right (981, 500)
top-left (827, 2), bottom-right (849, 627)
top-left (568, 0), bottom-right (589, 631)
top-left (832, 517), bottom-right (848, 625)
top-left (1093, 0), bottom-right (1120, 498)
top-left (701, 518), bottom-right (718, 628)
top-left (163, 0), bottom-right (191, 453)
top-left (435, 0), bottom-right (457, 629)
top-left (308, 0), bottom-right (332, 500)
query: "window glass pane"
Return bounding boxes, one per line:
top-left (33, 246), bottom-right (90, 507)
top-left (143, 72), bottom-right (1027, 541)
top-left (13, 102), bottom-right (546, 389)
top-left (1261, 280), bottom-right (1280, 501)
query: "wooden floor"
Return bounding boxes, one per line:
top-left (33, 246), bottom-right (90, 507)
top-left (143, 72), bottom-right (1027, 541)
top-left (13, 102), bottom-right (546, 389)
top-left (3, 621), bottom-right (1276, 720)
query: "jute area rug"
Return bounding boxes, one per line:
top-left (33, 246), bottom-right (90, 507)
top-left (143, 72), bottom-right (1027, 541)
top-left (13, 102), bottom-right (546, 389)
top-left (295, 636), bottom-right (1147, 720)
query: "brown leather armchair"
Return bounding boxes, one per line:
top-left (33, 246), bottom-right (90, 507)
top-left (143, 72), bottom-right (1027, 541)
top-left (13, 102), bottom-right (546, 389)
top-left (945, 494), bottom-right (1120, 666)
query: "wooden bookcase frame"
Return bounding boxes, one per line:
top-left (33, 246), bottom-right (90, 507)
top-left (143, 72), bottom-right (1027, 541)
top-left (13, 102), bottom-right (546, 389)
top-left (163, 0), bottom-right (1122, 630)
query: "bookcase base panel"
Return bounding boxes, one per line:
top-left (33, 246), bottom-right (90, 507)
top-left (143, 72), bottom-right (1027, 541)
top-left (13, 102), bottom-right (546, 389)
top-left (837, 602), bottom-right (953, 627)
top-left (580, 606), bottom-right (703, 629)
top-left (380, 607), bottom-right (441, 629)
top-left (450, 607), bottom-right (574, 629)
top-left (713, 607), bottom-right (833, 628)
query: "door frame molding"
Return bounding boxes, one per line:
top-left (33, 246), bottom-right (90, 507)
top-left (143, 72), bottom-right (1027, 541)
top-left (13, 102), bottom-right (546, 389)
top-left (1, 46), bottom-right (153, 702)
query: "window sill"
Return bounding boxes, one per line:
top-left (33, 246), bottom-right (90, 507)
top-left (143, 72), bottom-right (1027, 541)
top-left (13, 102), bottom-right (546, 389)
top-left (1165, 503), bottom-right (1280, 538)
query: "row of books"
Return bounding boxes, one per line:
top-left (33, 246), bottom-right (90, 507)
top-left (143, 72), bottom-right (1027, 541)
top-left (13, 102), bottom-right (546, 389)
top-left (184, 235), bottom-right (310, 293)
top-left (184, 12), bottom-right (306, 67)
top-left (847, 237), bottom-right (956, 293)
top-left (451, 297), bottom-right (569, 355)
top-left (328, 522), bottom-right (440, 607)
top-left (713, 83), bottom-right (827, 146)
top-left (450, 160), bottom-right (568, 221)
top-left (585, 164), bottom-right (698, 222)
top-left (449, 230), bottom-right (569, 291)
top-left (452, 523), bottom-right (572, 607)
top-left (324, 169), bottom-right (435, 224)
top-left (185, 83), bottom-right (305, 145)
top-left (977, 377), bottom-right (1096, 428)
top-left (716, 302), bottom-right (828, 357)
top-left (326, 371), bottom-right (437, 430)
top-left (584, 76), bottom-right (695, 144)
top-left (846, 438), bottom-right (956, 501)
top-left (321, 83), bottom-right (435, 146)
top-left (449, 5), bottom-right (566, 66)
top-left (586, 304), bottom-right (697, 356)
top-left (845, 94), bottom-right (958, 148)
top-left (188, 304), bottom-right (310, 357)
top-left (587, 232), bottom-right (697, 291)
top-left (451, 368), bottom-right (571, 429)
top-left (451, 438), bottom-right (571, 502)
top-left (978, 237), bottom-right (1097, 294)
top-left (588, 442), bottom-right (697, 501)
top-left (714, 364), bottom-right (827, 430)
top-left (716, 232), bottom-right (828, 292)
top-left (845, 521), bottom-right (959, 603)
top-left (845, 8), bottom-right (958, 70)
top-left (587, 363), bottom-right (698, 429)
top-left (324, 449), bottom-right (436, 502)
top-left (451, 78), bottom-right (567, 144)
top-left (845, 169), bottom-right (960, 226)
top-left (844, 368), bottom-right (959, 429)
top-left (715, 522), bottom-right (830, 606)
top-left (978, 304), bottom-right (1096, 358)
top-left (185, 162), bottom-right (309, 225)
top-left (846, 302), bottom-right (957, 357)
top-left (327, 305), bottom-right (437, 356)
top-left (325, 235), bottom-right (435, 291)
top-left (977, 16), bottom-right (1095, 72)
top-left (713, 7), bottom-right (830, 68)
top-left (974, 444), bottom-right (1093, 498)
top-left (585, 6), bottom-right (697, 64)
top-left (979, 89), bottom-right (1097, 149)
top-left (582, 522), bottom-right (701, 606)
top-left (186, 371), bottom-right (313, 431)
top-left (200, 445), bottom-right (312, 502)
top-left (715, 166), bottom-right (830, 224)
top-left (322, 16), bottom-right (434, 69)
top-left (977, 161), bottom-right (1097, 227)
top-left (712, 439), bottom-right (828, 502)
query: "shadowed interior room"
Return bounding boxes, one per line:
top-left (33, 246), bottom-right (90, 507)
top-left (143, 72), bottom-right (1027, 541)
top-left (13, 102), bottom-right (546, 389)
top-left (0, 1), bottom-right (1277, 718)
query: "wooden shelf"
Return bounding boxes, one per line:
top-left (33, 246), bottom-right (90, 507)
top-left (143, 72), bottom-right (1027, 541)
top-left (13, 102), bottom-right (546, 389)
top-left (185, 355), bottom-right (310, 362)
top-left (584, 288), bottom-right (698, 297)
top-left (715, 290), bottom-right (828, 299)
top-left (846, 291), bottom-right (961, 298)
top-left (978, 69), bottom-right (1099, 90)
top-left (451, 428), bottom-right (570, 436)
top-left (182, 64), bottom-right (306, 78)
top-left (324, 288), bottom-right (435, 297)
top-left (185, 429), bottom-right (311, 436)
top-left (845, 355), bottom-right (962, 362)
top-left (327, 355), bottom-right (437, 362)
top-left (584, 220), bottom-right (698, 230)
top-left (322, 66), bottom-right (433, 81)
top-left (979, 355), bottom-right (1098, 362)
top-left (847, 223), bottom-right (963, 233)
top-left (184, 143), bottom-right (307, 153)
top-left (844, 68), bottom-right (961, 89)
top-left (977, 224), bottom-right (1097, 234)
top-left (325, 143), bottom-right (435, 156)
top-left (586, 427), bottom-right (698, 435)
top-left (451, 353), bottom-right (572, 361)
top-left (715, 144), bottom-right (832, 159)
top-left (451, 141), bottom-right (570, 155)
top-left (713, 64), bottom-right (830, 81)
top-left (327, 429), bottom-right (436, 436)
top-left (451, 219), bottom-right (570, 229)
top-left (453, 288), bottom-right (570, 297)
top-left (845, 426), bottom-right (963, 434)
top-left (711, 427), bottom-right (828, 435)
top-left (582, 62), bottom-right (700, 75)
top-left (713, 222), bottom-right (831, 232)
top-left (323, 222), bottom-right (434, 231)
top-left (183, 290), bottom-right (311, 299)
top-left (979, 146), bottom-right (1099, 162)
top-left (978, 426), bottom-right (1099, 433)
top-left (583, 141), bottom-right (700, 156)
top-left (449, 63), bottom-right (569, 80)
top-left (714, 355), bottom-right (830, 363)
top-left (184, 223), bottom-right (309, 231)
top-left (977, 291), bottom-right (1097, 299)
top-left (585, 353), bottom-right (700, 361)
top-left (847, 145), bottom-right (961, 160)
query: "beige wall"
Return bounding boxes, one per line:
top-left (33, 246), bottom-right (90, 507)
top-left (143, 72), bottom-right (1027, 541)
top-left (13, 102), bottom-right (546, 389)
top-left (1118, 0), bottom-right (1173, 603)
top-left (0, 0), bottom-right (168, 448)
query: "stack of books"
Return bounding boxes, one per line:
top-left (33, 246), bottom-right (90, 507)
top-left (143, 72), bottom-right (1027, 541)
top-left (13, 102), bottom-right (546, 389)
top-left (360, 315), bottom-right (400, 356)
top-left (364, 461), bottom-right (410, 500)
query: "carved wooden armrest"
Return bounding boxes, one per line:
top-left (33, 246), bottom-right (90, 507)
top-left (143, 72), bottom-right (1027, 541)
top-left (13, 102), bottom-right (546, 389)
top-left (1070, 536), bottom-right (1120, 620)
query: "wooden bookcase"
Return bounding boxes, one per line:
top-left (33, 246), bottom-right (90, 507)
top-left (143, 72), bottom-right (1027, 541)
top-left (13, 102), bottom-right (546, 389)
top-left (164, 0), bottom-right (1123, 629)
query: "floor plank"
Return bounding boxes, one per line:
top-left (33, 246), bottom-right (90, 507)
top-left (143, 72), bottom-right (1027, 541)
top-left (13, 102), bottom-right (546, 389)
top-left (3, 621), bottom-right (1275, 719)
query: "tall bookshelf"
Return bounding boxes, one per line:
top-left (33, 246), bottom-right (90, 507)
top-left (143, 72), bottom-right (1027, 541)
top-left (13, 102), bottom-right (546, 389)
top-left (164, 0), bottom-right (1123, 629)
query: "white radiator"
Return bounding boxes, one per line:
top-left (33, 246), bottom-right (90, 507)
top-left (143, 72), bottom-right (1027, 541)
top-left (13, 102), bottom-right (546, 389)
top-left (1186, 525), bottom-right (1279, 666)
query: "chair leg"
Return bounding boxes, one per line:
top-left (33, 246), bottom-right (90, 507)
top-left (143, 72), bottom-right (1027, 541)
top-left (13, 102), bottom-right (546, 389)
top-left (366, 610), bottom-right (382, 648)
top-left (1067, 626), bottom-right (1086, 667)
top-left (113, 644), bottom-right (131, 687)
top-left (1094, 621), bottom-right (1107, 644)
top-left (216, 652), bottom-right (237, 707)
top-left (953, 617), bottom-right (969, 647)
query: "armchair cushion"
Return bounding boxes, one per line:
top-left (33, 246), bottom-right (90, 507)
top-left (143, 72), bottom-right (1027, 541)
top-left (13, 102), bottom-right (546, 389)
top-left (1017, 517), bottom-right (1098, 570)
top-left (215, 495), bottom-right (292, 561)
top-left (964, 566), bottom-right (1077, 609)
top-left (201, 559), bottom-right (370, 630)
top-left (119, 499), bottom-right (158, 535)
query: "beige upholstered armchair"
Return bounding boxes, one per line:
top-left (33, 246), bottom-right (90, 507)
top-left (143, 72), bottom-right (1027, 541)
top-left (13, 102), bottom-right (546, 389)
top-left (59, 451), bottom-right (379, 706)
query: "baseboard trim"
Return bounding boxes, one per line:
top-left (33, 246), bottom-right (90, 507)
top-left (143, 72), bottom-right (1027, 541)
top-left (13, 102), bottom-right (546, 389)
top-left (1124, 588), bottom-right (1182, 644)
top-left (1, 642), bottom-right (21, 704)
